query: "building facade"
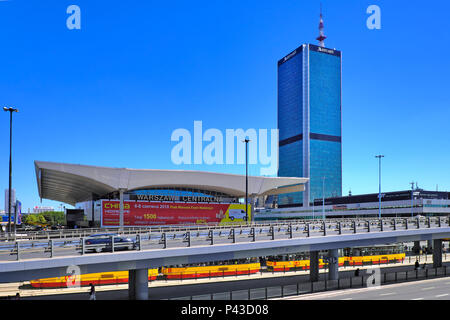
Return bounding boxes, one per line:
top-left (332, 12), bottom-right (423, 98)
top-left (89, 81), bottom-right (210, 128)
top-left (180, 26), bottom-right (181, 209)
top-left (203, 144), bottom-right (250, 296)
top-left (278, 44), bottom-right (342, 207)
top-left (256, 190), bottom-right (450, 220)
top-left (35, 161), bottom-right (307, 228)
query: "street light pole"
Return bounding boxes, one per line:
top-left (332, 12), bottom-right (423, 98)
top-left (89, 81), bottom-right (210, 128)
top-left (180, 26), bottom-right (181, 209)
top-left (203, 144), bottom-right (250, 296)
top-left (375, 155), bottom-right (384, 219)
top-left (322, 176), bottom-right (325, 220)
top-left (3, 107), bottom-right (19, 233)
top-left (410, 181), bottom-right (415, 217)
top-left (244, 139), bottom-right (250, 221)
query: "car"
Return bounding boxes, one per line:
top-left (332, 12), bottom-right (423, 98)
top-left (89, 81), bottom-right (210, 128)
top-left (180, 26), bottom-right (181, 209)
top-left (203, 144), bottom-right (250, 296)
top-left (84, 233), bottom-right (136, 253)
top-left (228, 209), bottom-right (248, 221)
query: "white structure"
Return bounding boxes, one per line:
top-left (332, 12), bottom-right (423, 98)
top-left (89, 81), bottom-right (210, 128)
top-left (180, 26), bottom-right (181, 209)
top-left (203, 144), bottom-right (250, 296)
top-left (32, 206), bottom-right (55, 213)
top-left (35, 161), bottom-right (308, 206)
top-left (35, 161), bottom-right (309, 227)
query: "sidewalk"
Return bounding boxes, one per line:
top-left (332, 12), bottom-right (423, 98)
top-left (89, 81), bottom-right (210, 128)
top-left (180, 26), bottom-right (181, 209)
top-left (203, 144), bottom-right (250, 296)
top-left (1, 253), bottom-right (448, 299)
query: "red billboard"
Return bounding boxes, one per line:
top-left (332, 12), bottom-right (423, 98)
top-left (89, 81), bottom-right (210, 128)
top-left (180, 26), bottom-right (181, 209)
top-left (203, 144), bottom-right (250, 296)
top-left (101, 200), bottom-right (251, 227)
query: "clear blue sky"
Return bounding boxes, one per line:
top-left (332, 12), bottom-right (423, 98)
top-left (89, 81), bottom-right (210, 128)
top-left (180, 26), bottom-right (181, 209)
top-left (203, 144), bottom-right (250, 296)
top-left (0, 0), bottom-right (449, 212)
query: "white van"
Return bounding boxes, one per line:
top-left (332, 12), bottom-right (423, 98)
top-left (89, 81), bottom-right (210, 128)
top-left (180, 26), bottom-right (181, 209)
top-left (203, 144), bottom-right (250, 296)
top-left (228, 209), bottom-right (248, 221)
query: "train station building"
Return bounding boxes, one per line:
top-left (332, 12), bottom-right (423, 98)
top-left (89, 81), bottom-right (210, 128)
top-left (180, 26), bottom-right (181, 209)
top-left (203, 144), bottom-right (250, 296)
top-left (34, 161), bottom-right (308, 228)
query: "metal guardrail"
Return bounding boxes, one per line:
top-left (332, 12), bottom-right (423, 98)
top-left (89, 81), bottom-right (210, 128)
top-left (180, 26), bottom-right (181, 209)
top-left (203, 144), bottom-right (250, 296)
top-left (0, 216), bottom-right (449, 262)
top-left (1, 217), bottom-right (429, 242)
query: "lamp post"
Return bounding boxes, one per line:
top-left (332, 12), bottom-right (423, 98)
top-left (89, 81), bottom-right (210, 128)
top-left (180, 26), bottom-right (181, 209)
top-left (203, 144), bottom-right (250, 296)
top-left (322, 177), bottom-right (325, 220)
top-left (243, 139), bottom-right (250, 222)
top-left (375, 155), bottom-right (384, 219)
top-left (410, 181), bottom-right (415, 217)
top-left (3, 107), bottom-right (19, 233)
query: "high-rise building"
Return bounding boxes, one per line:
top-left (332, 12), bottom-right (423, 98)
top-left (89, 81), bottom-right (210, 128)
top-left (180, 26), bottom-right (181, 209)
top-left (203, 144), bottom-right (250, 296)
top-left (277, 12), bottom-right (342, 207)
top-left (4, 189), bottom-right (16, 214)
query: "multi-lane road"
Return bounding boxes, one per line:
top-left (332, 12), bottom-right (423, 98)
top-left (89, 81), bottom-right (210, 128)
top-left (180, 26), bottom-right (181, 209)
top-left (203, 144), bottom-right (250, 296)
top-left (1, 257), bottom-right (448, 300)
top-left (280, 276), bottom-right (450, 300)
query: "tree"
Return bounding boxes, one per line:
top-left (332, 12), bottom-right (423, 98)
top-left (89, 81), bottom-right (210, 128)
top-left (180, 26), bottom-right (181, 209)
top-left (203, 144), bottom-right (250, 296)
top-left (24, 214), bottom-right (38, 225)
top-left (37, 214), bottom-right (47, 225)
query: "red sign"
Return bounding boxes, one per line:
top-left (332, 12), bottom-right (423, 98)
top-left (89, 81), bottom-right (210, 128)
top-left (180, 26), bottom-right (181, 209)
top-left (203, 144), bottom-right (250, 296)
top-left (101, 200), bottom-right (250, 227)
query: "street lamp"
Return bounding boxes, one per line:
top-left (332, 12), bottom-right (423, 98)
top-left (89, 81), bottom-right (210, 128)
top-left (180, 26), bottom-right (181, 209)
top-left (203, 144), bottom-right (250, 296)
top-left (322, 177), bottom-right (325, 220)
top-left (243, 139), bottom-right (250, 222)
top-left (375, 155), bottom-right (384, 219)
top-left (410, 181), bottom-right (415, 217)
top-left (3, 107), bottom-right (19, 233)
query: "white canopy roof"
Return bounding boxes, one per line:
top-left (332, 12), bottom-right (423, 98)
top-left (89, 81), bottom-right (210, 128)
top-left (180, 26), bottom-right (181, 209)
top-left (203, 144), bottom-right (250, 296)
top-left (35, 161), bottom-right (308, 206)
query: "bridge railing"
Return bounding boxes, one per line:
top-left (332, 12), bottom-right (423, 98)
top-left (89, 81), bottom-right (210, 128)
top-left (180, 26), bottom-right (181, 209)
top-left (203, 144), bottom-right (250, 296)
top-left (2, 216), bottom-right (436, 242)
top-left (0, 216), bottom-right (449, 262)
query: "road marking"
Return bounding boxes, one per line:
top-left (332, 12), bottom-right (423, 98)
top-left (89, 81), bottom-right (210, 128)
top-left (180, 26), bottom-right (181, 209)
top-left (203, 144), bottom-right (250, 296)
top-left (435, 294), bottom-right (449, 298)
top-left (379, 292), bottom-right (396, 296)
top-left (412, 297), bottom-right (424, 300)
top-left (421, 287), bottom-right (435, 290)
top-left (340, 298), bottom-right (353, 300)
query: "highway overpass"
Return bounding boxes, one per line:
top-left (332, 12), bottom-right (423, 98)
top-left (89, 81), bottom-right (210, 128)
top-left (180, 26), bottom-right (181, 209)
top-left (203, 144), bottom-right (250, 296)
top-left (0, 217), bottom-right (449, 299)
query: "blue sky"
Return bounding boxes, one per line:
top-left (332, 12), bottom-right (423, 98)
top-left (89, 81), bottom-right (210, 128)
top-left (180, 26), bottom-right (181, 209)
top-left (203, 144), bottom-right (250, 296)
top-left (0, 0), bottom-right (449, 212)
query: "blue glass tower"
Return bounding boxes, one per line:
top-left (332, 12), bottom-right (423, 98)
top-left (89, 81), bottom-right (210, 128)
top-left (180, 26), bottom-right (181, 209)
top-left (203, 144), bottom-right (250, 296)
top-left (278, 43), bottom-right (342, 206)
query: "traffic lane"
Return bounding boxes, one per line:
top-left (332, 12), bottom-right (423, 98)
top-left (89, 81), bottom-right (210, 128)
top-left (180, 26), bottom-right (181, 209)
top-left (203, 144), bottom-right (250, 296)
top-left (7, 260), bottom-right (450, 300)
top-left (14, 262), bottom-right (450, 300)
top-left (281, 277), bottom-right (450, 300)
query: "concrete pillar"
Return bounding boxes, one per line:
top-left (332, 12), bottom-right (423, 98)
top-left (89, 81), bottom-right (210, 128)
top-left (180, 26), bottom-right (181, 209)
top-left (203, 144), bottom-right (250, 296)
top-left (433, 239), bottom-right (443, 268)
top-left (328, 249), bottom-right (339, 280)
top-left (128, 269), bottom-right (148, 300)
top-left (128, 270), bottom-right (136, 300)
top-left (310, 251), bottom-right (319, 282)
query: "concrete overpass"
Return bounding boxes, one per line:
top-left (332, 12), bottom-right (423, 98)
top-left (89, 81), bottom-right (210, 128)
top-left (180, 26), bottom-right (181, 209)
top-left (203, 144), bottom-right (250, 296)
top-left (1, 218), bottom-right (449, 299)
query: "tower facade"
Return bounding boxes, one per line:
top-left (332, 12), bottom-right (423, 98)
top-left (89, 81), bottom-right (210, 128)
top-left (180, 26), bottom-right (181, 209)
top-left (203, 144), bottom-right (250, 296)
top-left (277, 43), bottom-right (342, 206)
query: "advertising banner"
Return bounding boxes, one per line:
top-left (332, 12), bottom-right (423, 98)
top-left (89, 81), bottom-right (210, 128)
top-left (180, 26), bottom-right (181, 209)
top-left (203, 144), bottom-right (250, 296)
top-left (101, 200), bottom-right (251, 227)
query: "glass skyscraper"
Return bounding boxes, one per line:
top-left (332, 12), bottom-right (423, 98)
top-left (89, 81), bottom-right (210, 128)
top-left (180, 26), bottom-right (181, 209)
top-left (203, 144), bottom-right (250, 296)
top-left (278, 43), bottom-right (342, 207)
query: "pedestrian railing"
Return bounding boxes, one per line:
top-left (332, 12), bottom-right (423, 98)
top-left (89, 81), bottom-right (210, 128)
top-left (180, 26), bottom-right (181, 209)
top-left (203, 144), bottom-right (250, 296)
top-left (2, 216), bottom-right (447, 242)
top-left (0, 216), bottom-right (449, 262)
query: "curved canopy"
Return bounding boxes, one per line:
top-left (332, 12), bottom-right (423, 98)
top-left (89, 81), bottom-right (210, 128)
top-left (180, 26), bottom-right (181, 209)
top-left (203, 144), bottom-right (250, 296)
top-left (35, 161), bottom-right (308, 206)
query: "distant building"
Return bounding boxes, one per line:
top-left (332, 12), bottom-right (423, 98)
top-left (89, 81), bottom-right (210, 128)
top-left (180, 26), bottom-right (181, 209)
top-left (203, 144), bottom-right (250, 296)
top-left (4, 189), bottom-right (16, 214)
top-left (256, 189), bottom-right (450, 220)
top-left (33, 206), bottom-right (55, 213)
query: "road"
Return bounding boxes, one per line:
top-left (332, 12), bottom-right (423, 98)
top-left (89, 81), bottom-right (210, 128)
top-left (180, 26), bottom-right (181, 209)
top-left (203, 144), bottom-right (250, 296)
top-left (279, 277), bottom-right (450, 300)
top-left (2, 258), bottom-right (448, 300)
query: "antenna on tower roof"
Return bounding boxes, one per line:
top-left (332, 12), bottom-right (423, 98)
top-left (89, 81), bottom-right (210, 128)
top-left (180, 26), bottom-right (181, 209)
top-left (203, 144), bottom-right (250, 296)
top-left (316, 4), bottom-right (327, 48)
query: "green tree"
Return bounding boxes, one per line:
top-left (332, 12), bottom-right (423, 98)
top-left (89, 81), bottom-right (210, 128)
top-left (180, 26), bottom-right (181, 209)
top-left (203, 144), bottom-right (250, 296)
top-left (24, 214), bottom-right (38, 225)
top-left (37, 214), bottom-right (47, 225)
